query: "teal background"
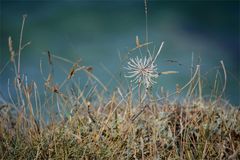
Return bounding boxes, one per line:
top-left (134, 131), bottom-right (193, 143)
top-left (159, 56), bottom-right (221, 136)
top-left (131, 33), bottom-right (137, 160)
top-left (0, 0), bottom-right (239, 105)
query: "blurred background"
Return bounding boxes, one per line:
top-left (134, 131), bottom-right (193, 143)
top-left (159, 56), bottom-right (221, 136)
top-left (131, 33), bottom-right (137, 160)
top-left (0, 0), bottom-right (239, 105)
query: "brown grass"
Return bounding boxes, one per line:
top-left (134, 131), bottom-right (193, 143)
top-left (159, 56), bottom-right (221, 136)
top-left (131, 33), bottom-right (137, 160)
top-left (0, 96), bottom-right (239, 159)
top-left (0, 14), bottom-right (240, 160)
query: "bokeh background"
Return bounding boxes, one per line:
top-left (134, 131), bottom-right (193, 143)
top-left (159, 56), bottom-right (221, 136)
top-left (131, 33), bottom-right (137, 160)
top-left (0, 0), bottom-right (239, 105)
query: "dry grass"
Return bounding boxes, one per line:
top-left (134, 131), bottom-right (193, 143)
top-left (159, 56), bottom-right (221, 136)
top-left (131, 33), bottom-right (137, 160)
top-left (0, 96), bottom-right (240, 159)
top-left (0, 14), bottom-right (240, 160)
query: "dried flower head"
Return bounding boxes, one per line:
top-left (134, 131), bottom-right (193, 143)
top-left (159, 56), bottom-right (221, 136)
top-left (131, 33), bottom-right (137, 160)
top-left (125, 56), bottom-right (158, 88)
top-left (125, 42), bottom-right (164, 88)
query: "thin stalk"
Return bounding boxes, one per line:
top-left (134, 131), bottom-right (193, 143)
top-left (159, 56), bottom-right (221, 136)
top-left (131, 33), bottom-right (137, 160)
top-left (17, 15), bottom-right (27, 77)
top-left (144, 0), bottom-right (149, 51)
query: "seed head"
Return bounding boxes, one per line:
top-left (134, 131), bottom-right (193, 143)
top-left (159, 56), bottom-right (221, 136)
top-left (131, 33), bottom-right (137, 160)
top-left (125, 42), bottom-right (164, 88)
top-left (125, 56), bottom-right (158, 88)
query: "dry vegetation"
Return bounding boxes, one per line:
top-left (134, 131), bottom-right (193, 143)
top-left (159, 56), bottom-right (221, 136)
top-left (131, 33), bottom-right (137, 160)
top-left (1, 13), bottom-right (240, 160)
top-left (1, 96), bottom-right (240, 159)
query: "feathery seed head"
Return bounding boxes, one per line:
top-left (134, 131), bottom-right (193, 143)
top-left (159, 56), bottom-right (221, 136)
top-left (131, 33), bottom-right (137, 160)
top-left (125, 42), bottom-right (164, 88)
top-left (125, 56), bottom-right (158, 88)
